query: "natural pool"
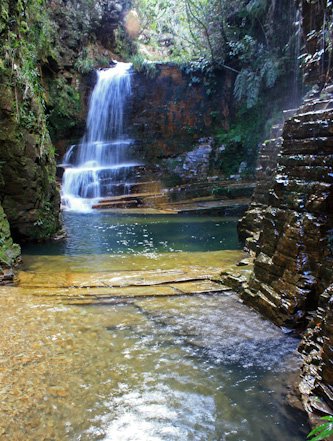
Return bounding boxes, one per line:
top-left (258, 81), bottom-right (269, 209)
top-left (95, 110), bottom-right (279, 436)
top-left (1, 213), bottom-right (309, 440)
top-left (22, 212), bottom-right (242, 256)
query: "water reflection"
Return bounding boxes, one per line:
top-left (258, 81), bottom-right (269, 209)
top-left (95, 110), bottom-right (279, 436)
top-left (0, 289), bottom-right (308, 440)
top-left (81, 294), bottom-right (308, 441)
top-left (22, 213), bottom-right (241, 256)
top-left (10, 214), bottom-right (309, 440)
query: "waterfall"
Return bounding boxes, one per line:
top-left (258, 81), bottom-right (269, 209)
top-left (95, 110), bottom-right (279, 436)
top-left (61, 62), bottom-right (138, 212)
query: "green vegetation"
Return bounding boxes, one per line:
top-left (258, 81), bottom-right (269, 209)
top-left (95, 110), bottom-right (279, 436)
top-left (47, 77), bottom-right (81, 139)
top-left (130, 54), bottom-right (159, 78)
top-left (213, 101), bottom-right (274, 177)
top-left (74, 49), bottom-right (96, 74)
top-left (307, 416), bottom-right (333, 441)
top-left (0, 0), bottom-right (60, 240)
top-left (132, 0), bottom-right (298, 107)
top-left (0, 0), bottom-right (54, 140)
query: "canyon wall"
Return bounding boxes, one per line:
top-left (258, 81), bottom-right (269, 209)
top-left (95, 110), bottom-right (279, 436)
top-left (0, 0), bottom-right (131, 279)
top-left (129, 65), bottom-right (233, 161)
top-left (239, 87), bottom-right (333, 419)
top-left (0, 73), bottom-right (60, 241)
top-left (238, 0), bottom-right (333, 419)
top-left (242, 88), bottom-right (333, 329)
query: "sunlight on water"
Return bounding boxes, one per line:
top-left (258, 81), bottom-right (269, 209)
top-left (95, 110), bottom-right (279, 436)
top-left (22, 213), bottom-right (241, 257)
top-left (0, 291), bottom-right (308, 440)
top-left (6, 215), bottom-right (309, 440)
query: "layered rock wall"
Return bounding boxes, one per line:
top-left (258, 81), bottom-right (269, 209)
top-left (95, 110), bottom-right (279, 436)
top-left (238, 124), bottom-right (283, 253)
top-left (243, 89), bottom-right (333, 327)
top-left (299, 283), bottom-right (333, 418)
top-left (238, 0), bottom-right (333, 420)
top-left (240, 86), bottom-right (333, 417)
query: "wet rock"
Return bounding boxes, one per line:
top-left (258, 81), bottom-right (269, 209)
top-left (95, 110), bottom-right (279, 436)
top-left (237, 258), bottom-right (251, 267)
top-left (129, 64), bottom-right (233, 160)
top-left (241, 85), bottom-right (333, 417)
top-left (238, 124), bottom-right (284, 252)
top-left (161, 138), bottom-right (213, 181)
top-left (0, 205), bottom-right (20, 284)
top-left (220, 273), bottom-right (248, 293)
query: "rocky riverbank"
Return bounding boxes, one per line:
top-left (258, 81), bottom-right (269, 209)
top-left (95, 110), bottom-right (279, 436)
top-left (237, 83), bottom-right (333, 421)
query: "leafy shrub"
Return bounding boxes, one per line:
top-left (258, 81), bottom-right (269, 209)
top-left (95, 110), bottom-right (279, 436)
top-left (214, 102), bottom-right (268, 176)
top-left (74, 49), bottom-right (95, 74)
top-left (130, 54), bottom-right (158, 78)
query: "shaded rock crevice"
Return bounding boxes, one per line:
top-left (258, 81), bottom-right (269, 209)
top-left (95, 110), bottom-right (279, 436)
top-left (238, 123), bottom-right (284, 253)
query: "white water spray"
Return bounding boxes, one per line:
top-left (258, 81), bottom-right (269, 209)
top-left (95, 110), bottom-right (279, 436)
top-left (61, 62), bottom-right (138, 211)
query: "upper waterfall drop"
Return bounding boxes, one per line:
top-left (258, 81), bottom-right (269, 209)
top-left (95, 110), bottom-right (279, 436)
top-left (61, 62), bottom-right (137, 212)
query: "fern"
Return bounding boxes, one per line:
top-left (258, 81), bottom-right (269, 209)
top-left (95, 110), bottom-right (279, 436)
top-left (307, 416), bottom-right (333, 441)
top-left (246, 71), bottom-right (261, 108)
top-left (260, 59), bottom-right (278, 88)
top-left (234, 69), bottom-right (261, 108)
top-left (234, 69), bottom-right (250, 102)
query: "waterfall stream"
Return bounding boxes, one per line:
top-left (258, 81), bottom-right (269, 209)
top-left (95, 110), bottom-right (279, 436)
top-left (62, 62), bottom-right (138, 211)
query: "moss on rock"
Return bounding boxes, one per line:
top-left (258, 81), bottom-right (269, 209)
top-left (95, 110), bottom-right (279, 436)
top-left (0, 204), bottom-right (20, 278)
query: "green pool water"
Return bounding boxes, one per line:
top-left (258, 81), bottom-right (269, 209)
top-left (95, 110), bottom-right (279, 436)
top-left (22, 213), bottom-right (241, 256)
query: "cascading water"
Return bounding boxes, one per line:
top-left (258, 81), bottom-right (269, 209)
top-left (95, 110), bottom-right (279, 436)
top-left (61, 62), bottom-right (139, 211)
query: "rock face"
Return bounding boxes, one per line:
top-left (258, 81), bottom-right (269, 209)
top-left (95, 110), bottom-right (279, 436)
top-left (299, 284), bottom-right (333, 418)
top-left (161, 138), bottom-right (213, 182)
top-left (0, 205), bottom-right (20, 283)
top-left (129, 64), bottom-right (233, 160)
top-left (301, 0), bottom-right (333, 84)
top-left (238, 124), bottom-right (283, 253)
top-left (240, 85), bottom-right (333, 416)
top-left (0, 1), bottom-right (62, 242)
top-left (0, 77), bottom-right (61, 241)
top-left (243, 87), bottom-right (333, 327)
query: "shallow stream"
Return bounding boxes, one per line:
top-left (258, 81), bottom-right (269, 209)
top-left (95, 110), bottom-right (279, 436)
top-left (0, 214), bottom-right (309, 440)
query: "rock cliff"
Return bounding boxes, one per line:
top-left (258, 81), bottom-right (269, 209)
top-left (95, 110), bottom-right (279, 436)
top-left (242, 87), bottom-right (333, 326)
top-left (0, 0), bottom-right (131, 280)
top-left (129, 64), bottom-right (233, 160)
top-left (239, 85), bottom-right (333, 417)
top-left (0, 1), bottom-right (61, 243)
top-left (238, 0), bottom-right (333, 420)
